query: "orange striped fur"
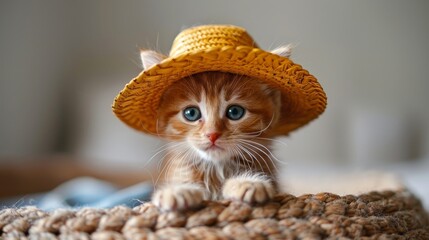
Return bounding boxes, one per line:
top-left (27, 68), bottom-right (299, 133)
top-left (152, 72), bottom-right (283, 210)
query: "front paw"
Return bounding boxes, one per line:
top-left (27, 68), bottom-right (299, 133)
top-left (222, 175), bottom-right (276, 204)
top-left (152, 184), bottom-right (207, 211)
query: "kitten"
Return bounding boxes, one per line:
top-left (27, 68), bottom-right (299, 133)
top-left (142, 46), bottom-right (291, 211)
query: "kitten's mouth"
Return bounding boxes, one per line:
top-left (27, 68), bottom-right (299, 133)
top-left (194, 143), bottom-right (230, 161)
top-left (205, 144), bottom-right (224, 151)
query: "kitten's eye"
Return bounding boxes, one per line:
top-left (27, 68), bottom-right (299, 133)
top-left (183, 106), bottom-right (201, 122)
top-left (226, 105), bottom-right (245, 120)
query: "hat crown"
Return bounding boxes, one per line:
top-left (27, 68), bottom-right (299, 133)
top-left (169, 25), bottom-right (256, 57)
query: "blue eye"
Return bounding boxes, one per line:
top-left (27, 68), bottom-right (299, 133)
top-left (226, 105), bottom-right (245, 120)
top-left (183, 106), bottom-right (201, 121)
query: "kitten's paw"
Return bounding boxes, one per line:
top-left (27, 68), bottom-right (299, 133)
top-left (152, 184), bottom-right (207, 211)
top-left (222, 175), bottom-right (276, 204)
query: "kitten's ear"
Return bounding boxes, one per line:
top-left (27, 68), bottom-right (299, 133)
top-left (140, 49), bottom-right (167, 70)
top-left (271, 44), bottom-right (293, 58)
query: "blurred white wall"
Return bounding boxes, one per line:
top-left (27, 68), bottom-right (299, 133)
top-left (1, 0), bottom-right (429, 168)
top-left (0, 1), bottom-right (77, 157)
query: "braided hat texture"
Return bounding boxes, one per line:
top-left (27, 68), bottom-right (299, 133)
top-left (112, 25), bottom-right (327, 135)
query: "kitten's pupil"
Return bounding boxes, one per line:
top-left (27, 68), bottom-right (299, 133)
top-left (226, 105), bottom-right (245, 120)
top-left (183, 106), bottom-right (201, 122)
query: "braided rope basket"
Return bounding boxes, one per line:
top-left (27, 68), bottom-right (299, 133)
top-left (1, 190), bottom-right (428, 239)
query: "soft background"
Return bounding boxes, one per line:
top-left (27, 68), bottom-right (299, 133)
top-left (1, 0), bottom-right (428, 205)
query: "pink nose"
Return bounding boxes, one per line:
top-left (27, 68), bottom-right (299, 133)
top-left (207, 132), bottom-right (221, 143)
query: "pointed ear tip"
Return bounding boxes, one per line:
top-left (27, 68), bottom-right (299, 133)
top-left (139, 48), bottom-right (154, 54)
top-left (140, 49), bottom-right (167, 58)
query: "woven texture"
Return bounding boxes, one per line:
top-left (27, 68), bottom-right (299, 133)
top-left (2, 191), bottom-right (428, 239)
top-left (112, 25), bottom-right (327, 136)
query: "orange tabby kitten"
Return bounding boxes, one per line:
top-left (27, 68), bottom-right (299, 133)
top-left (142, 46), bottom-right (291, 211)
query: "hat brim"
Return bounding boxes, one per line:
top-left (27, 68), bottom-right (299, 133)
top-left (112, 46), bottom-right (327, 136)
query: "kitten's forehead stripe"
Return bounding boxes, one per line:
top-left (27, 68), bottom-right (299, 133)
top-left (219, 89), bottom-right (227, 118)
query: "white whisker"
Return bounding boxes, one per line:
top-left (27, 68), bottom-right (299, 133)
top-left (238, 139), bottom-right (285, 165)
top-left (254, 137), bottom-right (288, 147)
top-left (237, 144), bottom-right (262, 170)
top-left (237, 143), bottom-right (275, 177)
top-left (235, 145), bottom-right (253, 171)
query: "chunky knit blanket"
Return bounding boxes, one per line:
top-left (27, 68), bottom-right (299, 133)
top-left (1, 190), bottom-right (428, 239)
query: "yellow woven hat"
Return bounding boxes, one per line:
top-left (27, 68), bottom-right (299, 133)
top-left (112, 25), bottom-right (327, 136)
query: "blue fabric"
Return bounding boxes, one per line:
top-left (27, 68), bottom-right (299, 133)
top-left (0, 177), bottom-right (153, 211)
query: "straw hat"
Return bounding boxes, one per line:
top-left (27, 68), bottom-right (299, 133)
top-left (112, 25), bottom-right (327, 136)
